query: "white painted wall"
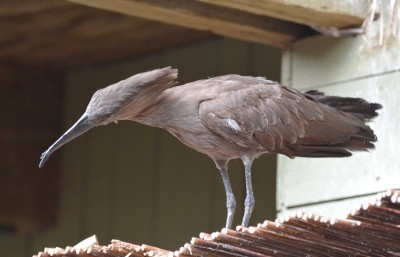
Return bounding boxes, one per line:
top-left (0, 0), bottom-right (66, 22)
top-left (278, 0), bottom-right (400, 218)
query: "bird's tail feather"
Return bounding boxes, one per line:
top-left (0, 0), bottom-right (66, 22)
top-left (306, 90), bottom-right (382, 122)
top-left (287, 91), bottom-right (382, 158)
top-left (293, 137), bottom-right (375, 158)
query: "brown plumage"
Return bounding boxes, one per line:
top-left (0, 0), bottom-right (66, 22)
top-left (39, 67), bottom-right (382, 229)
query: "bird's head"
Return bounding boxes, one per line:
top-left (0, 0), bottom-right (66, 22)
top-left (39, 67), bottom-right (178, 168)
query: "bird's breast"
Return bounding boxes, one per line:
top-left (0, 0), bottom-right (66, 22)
top-left (165, 123), bottom-right (258, 161)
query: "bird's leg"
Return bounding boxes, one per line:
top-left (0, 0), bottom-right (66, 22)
top-left (241, 157), bottom-right (255, 227)
top-left (219, 167), bottom-right (236, 229)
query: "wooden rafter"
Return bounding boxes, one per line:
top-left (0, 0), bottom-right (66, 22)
top-left (68, 0), bottom-right (370, 47)
top-left (67, 0), bottom-right (314, 48)
top-left (196, 0), bottom-right (370, 28)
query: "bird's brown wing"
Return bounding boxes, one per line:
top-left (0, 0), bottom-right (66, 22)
top-left (199, 82), bottom-right (367, 158)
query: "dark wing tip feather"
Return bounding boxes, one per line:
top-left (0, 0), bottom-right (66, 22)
top-left (295, 147), bottom-right (353, 158)
top-left (305, 89), bottom-right (325, 96)
top-left (293, 132), bottom-right (377, 158)
top-left (305, 90), bottom-right (382, 121)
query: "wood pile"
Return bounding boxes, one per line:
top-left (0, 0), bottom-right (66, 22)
top-left (35, 190), bottom-right (400, 257)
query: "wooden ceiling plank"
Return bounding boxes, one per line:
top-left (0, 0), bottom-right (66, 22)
top-left (67, 0), bottom-right (313, 47)
top-left (0, 0), bottom-right (67, 17)
top-left (55, 27), bottom-right (212, 68)
top-left (0, 0), bottom-right (213, 68)
top-left (1, 18), bottom-right (210, 68)
top-left (0, 4), bottom-right (138, 62)
top-left (195, 0), bottom-right (370, 28)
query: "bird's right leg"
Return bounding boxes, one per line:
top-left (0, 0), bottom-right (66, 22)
top-left (219, 167), bottom-right (236, 229)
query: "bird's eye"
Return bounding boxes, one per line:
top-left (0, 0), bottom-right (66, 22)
top-left (104, 113), bottom-right (113, 119)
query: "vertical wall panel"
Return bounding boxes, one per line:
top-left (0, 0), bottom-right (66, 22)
top-left (0, 236), bottom-right (28, 257)
top-left (30, 72), bottom-right (93, 252)
top-left (278, 1), bottom-right (399, 217)
top-left (112, 123), bottom-right (157, 244)
top-left (82, 126), bottom-right (116, 240)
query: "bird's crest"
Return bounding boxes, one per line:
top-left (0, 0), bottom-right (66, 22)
top-left (86, 67), bottom-right (178, 122)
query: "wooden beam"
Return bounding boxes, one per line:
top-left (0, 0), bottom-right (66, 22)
top-left (67, 0), bottom-right (314, 48)
top-left (196, 0), bottom-right (370, 28)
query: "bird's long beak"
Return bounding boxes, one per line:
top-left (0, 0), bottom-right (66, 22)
top-left (39, 113), bottom-right (94, 168)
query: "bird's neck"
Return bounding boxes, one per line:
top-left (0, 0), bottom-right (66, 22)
top-left (132, 91), bottom-right (176, 129)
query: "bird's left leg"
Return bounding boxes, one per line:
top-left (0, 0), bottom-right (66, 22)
top-left (241, 157), bottom-right (255, 227)
top-left (215, 159), bottom-right (236, 229)
top-left (219, 167), bottom-right (236, 229)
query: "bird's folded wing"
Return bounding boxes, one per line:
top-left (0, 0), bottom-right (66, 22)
top-left (198, 83), bottom-right (324, 154)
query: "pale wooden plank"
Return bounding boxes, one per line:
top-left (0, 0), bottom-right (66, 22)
top-left (289, 2), bottom-right (400, 89)
top-left (68, 0), bottom-right (312, 47)
top-left (277, 194), bottom-right (378, 219)
top-left (196, 0), bottom-right (369, 28)
top-left (277, 72), bottom-right (399, 209)
top-left (277, 1), bottom-right (399, 211)
top-left (280, 45), bottom-right (293, 86)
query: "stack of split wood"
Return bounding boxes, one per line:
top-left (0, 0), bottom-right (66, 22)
top-left (35, 190), bottom-right (400, 257)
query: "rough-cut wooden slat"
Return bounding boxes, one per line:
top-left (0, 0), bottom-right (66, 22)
top-left (35, 190), bottom-right (400, 257)
top-left (195, 0), bottom-right (370, 28)
top-left (211, 231), bottom-right (284, 256)
top-left (67, 0), bottom-right (314, 47)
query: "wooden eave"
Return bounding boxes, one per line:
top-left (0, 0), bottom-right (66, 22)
top-left (0, 0), bottom-right (211, 70)
top-left (68, 0), bottom-right (370, 48)
top-left (0, 0), bottom-right (370, 69)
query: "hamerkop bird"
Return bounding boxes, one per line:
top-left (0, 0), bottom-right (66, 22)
top-left (39, 67), bottom-right (382, 229)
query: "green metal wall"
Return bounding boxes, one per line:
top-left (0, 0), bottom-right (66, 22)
top-left (0, 37), bottom-right (281, 257)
